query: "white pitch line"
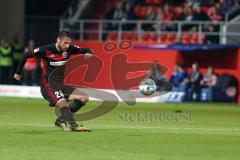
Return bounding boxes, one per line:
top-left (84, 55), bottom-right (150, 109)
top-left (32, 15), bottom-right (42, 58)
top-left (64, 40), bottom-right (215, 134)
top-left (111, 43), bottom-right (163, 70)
top-left (0, 123), bottom-right (240, 132)
top-left (93, 125), bottom-right (240, 132)
top-left (0, 123), bottom-right (52, 127)
top-left (187, 120), bottom-right (240, 125)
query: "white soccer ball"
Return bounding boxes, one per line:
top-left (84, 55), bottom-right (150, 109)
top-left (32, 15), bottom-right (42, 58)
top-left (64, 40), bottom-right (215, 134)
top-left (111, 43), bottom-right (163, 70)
top-left (139, 78), bottom-right (157, 96)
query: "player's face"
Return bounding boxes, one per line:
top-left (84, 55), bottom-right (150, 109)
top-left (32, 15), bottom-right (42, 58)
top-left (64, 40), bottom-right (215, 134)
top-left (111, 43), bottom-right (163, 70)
top-left (58, 37), bottom-right (72, 51)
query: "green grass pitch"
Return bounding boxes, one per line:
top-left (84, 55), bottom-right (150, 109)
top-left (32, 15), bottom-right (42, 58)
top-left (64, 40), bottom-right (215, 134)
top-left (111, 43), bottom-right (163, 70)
top-left (0, 97), bottom-right (240, 160)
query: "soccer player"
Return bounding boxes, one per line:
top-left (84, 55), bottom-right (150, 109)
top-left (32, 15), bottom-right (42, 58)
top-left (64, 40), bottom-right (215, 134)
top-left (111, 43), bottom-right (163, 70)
top-left (14, 31), bottom-right (93, 132)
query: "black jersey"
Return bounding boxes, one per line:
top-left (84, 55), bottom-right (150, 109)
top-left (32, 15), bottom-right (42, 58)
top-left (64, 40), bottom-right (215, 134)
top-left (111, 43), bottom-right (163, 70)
top-left (16, 43), bottom-right (93, 83)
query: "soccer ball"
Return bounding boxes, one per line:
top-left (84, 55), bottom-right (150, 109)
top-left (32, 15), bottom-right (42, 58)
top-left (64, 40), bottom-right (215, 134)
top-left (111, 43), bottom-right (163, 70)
top-left (139, 78), bottom-right (157, 96)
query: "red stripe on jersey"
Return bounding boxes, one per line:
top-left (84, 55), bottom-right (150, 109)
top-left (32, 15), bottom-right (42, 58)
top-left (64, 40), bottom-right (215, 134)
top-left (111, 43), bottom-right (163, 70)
top-left (45, 51), bottom-right (65, 61)
top-left (41, 59), bottom-right (58, 105)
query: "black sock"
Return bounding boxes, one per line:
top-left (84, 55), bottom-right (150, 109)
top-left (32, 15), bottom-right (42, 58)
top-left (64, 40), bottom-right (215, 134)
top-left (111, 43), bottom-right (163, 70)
top-left (69, 100), bottom-right (85, 113)
top-left (60, 107), bottom-right (78, 127)
top-left (55, 116), bottom-right (63, 122)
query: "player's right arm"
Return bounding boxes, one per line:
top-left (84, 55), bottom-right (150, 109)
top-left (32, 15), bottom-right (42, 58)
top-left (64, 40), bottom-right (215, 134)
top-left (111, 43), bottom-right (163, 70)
top-left (14, 47), bottom-right (44, 81)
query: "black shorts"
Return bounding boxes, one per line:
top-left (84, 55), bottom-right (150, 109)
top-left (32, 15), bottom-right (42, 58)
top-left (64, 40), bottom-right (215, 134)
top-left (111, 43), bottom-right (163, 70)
top-left (40, 84), bottom-right (75, 106)
top-left (40, 65), bottom-right (75, 106)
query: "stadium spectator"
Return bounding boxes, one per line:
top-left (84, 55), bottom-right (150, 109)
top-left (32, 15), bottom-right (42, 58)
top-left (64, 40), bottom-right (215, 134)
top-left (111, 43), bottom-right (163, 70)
top-left (205, 25), bottom-right (219, 44)
top-left (162, 4), bottom-right (173, 21)
top-left (200, 66), bottom-right (217, 87)
top-left (189, 0), bottom-right (215, 5)
top-left (175, 6), bottom-right (186, 21)
top-left (185, 7), bottom-right (194, 21)
top-left (104, 0), bottom-right (239, 43)
top-left (193, 5), bottom-right (209, 21)
top-left (143, 7), bottom-right (157, 31)
top-left (122, 2), bottom-right (138, 30)
top-left (185, 0), bottom-right (195, 7)
top-left (152, 8), bottom-right (163, 30)
top-left (187, 63), bottom-right (203, 101)
top-left (22, 40), bottom-right (38, 86)
top-left (221, 0), bottom-right (233, 9)
top-left (171, 65), bottom-right (178, 83)
top-left (215, 2), bottom-right (228, 16)
top-left (231, 0), bottom-right (240, 9)
top-left (171, 64), bottom-right (188, 88)
top-left (207, 6), bottom-right (224, 22)
top-left (105, 1), bottom-right (125, 30)
top-left (0, 38), bottom-right (13, 84)
top-left (182, 5), bottom-right (195, 30)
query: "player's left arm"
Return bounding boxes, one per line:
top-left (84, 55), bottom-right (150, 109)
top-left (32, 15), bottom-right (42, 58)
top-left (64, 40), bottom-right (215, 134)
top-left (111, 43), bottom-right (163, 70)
top-left (14, 52), bottom-right (34, 80)
top-left (14, 47), bottom-right (44, 81)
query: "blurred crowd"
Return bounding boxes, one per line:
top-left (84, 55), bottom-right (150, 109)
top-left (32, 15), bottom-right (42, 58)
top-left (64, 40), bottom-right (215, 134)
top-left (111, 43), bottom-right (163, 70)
top-left (105, 0), bottom-right (240, 44)
top-left (170, 62), bottom-right (237, 101)
top-left (0, 38), bottom-right (40, 86)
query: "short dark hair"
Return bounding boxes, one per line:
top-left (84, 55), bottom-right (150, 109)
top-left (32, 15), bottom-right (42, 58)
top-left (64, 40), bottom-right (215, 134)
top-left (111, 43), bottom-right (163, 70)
top-left (58, 31), bottom-right (73, 39)
top-left (177, 64), bottom-right (184, 69)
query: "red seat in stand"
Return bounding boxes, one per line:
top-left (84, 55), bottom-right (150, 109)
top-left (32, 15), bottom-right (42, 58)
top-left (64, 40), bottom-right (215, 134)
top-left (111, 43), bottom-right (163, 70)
top-left (107, 32), bottom-right (118, 41)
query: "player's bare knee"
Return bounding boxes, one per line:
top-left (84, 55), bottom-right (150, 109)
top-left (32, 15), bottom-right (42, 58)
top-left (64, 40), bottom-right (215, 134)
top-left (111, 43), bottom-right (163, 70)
top-left (56, 98), bottom-right (68, 108)
top-left (81, 96), bottom-right (89, 103)
top-left (75, 95), bottom-right (89, 103)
